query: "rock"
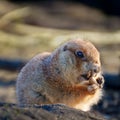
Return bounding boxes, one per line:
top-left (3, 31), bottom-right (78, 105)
top-left (0, 103), bottom-right (56, 120)
top-left (0, 103), bottom-right (106, 120)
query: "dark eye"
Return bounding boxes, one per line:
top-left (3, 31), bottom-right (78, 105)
top-left (76, 51), bottom-right (84, 58)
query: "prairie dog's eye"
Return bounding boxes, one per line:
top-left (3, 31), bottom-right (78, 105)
top-left (76, 51), bottom-right (84, 58)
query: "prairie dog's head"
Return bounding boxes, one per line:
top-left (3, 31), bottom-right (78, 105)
top-left (57, 39), bottom-right (103, 86)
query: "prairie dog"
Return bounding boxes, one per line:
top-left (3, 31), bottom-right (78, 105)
top-left (16, 39), bottom-right (104, 111)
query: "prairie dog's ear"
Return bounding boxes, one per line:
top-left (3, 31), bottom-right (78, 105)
top-left (62, 45), bottom-right (76, 65)
top-left (63, 45), bottom-right (68, 51)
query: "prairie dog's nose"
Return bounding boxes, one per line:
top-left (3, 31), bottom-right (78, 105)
top-left (92, 65), bottom-right (100, 73)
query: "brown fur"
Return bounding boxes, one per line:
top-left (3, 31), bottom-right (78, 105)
top-left (16, 39), bottom-right (104, 111)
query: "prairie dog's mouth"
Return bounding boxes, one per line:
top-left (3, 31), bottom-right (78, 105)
top-left (79, 68), bottom-right (104, 85)
top-left (80, 76), bottom-right (103, 88)
top-left (80, 73), bottom-right (104, 88)
top-left (81, 74), bottom-right (89, 80)
top-left (78, 72), bottom-right (104, 88)
top-left (81, 71), bottom-right (93, 80)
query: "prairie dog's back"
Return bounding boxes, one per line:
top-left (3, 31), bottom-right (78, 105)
top-left (16, 52), bottom-right (51, 105)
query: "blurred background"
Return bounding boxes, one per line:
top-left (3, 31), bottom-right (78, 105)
top-left (0, 0), bottom-right (120, 120)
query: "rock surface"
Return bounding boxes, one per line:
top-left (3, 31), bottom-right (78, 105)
top-left (0, 103), bottom-right (106, 120)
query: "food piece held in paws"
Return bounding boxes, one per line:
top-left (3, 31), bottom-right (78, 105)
top-left (16, 39), bottom-right (104, 111)
top-left (89, 74), bottom-right (104, 88)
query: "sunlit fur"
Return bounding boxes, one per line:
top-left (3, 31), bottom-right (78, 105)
top-left (16, 39), bottom-right (104, 111)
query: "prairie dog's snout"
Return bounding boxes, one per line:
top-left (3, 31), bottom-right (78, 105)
top-left (92, 64), bottom-right (101, 74)
top-left (81, 62), bottom-right (101, 80)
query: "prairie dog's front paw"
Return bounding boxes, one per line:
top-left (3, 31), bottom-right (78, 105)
top-left (87, 84), bottom-right (99, 94)
top-left (96, 76), bottom-right (104, 88)
top-left (89, 75), bottom-right (104, 88)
